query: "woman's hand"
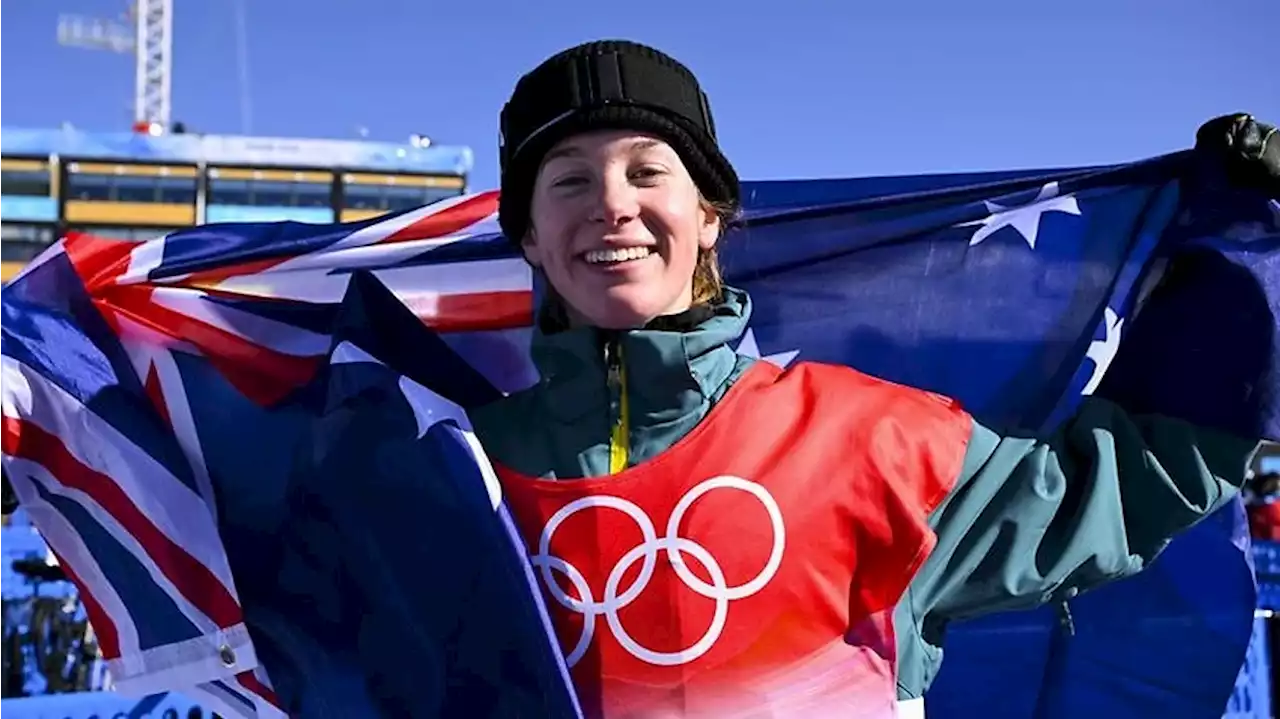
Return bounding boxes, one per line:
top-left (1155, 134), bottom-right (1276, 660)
top-left (1195, 113), bottom-right (1280, 197)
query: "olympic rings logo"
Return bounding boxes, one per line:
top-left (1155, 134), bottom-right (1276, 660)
top-left (529, 475), bottom-right (786, 667)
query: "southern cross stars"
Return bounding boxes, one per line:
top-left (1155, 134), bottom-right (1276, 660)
top-left (963, 181), bottom-right (1082, 249)
top-left (737, 328), bottom-right (800, 368)
top-left (1082, 307), bottom-right (1123, 396)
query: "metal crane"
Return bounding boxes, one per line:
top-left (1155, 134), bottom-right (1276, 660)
top-left (57, 0), bottom-right (175, 131)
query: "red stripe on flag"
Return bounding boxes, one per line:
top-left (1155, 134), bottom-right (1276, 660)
top-left (47, 547), bottom-right (122, 661)
top-left (64, 232), bottom-right (140, 294)
top-left (235, 670), bottom-right (283, 710)
top-left (405, 290), bottom-right (534, 332)
top-left (98, 285), bottom-right (320, 406)
top-left (380, 191), bottom-right (501, 244)
top-left (182, 256), bottom-right (289, 287)
top-left (1, 416), bottom-right (244, 630)
top-left (143, 363), bottom-right (173, 429)
top-left (203, 351), bottom-right (322, 408)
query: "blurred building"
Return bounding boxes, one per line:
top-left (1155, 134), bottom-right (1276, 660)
top-left (1, 126), bottom-right (474, 281)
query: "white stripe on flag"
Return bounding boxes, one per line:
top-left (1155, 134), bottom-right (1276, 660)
top-left (323, 192), bottom-right (484, 252)
top-left (216, 232), bottom-right (487, 276)
top-left (23, 453), bottom-right (224, 638)
top-left (4, 457), bottom-right (144, 669)
top-left (148, 287), bottom-right (332, 357)
top-left (142, 345), bottom-right (221, 524)
top-left (2, 357), bottom-right (241, 608)
top-left (210, 256), bottom-right (531, 304)
top-left (188, 680), bottom-right (285, 719)
top-left (118, 233), bottom-right (173, 284)
top-left (106, 623), bottom-right (260, 696)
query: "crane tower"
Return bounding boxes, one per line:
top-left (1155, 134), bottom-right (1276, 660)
top-left (133, 0), bottom-right (174, 130)
top-left (57, 0), bottom-right (174, 130)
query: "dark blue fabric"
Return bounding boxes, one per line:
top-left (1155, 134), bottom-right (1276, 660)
top-left (237, 274), bottom-right (580, 718)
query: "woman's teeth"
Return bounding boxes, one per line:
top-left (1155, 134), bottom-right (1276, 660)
top-left (584, 247), bottom-right (652, 264)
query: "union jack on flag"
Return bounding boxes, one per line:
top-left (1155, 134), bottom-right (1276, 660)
top-left (0, 191), bottom-right (541, 717)
top-left (2, 155), bottom-right (1278, 718)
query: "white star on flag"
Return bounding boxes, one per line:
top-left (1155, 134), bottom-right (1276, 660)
top-left (331, 341), bottom-right (471, 438)
top-left (963, 181), bottom-right (1082, 249)
top-left (1082, 307), bottom-right (1123, 395)
top-left (737, 328), bottom-right (800, 368)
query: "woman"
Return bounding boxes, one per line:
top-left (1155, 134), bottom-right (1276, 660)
top-left (464, 40), bottom-right (1273, 719)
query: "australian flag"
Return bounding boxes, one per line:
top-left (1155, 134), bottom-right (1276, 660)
top-left (1, 148), bottom-right (1277, 718)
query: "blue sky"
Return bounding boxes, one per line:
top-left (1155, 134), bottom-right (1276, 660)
top-left (4, 0), bottom-right (1278, 190)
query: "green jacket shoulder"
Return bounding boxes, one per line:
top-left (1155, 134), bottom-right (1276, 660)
top-left (893, 398), bottom-right (1260, 698)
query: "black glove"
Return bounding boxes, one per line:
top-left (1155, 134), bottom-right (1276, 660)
top-left (0, 465), bottom-right (17, 514)
top-left (1195, 113), bottom-right (1280, 197)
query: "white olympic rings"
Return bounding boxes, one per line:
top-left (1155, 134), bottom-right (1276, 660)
top-left (528, 475), bottom-right (786, 667)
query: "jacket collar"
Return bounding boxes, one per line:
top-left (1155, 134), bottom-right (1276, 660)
top-left (529, 287), bottom-right (752, 424)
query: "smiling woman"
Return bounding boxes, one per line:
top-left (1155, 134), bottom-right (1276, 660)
top-left (522, 132), bottom-right (721, 329)
top-left (459, 39), bottom-right (1266, 719)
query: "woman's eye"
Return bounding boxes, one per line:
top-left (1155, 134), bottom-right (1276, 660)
top-left (552, 175), bottom-right (588, 188)
top-left (632, 166), bottom-right (666, 181)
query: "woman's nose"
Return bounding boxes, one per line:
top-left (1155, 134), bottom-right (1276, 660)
top-left (592, 175), bottom-right (640, 225)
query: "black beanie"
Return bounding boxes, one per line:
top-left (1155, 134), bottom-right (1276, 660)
top-left (498, 40), bottom-right (741, 242)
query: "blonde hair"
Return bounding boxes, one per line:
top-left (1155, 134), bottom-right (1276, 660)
top-left (691, 197), bottom-right (738, 305)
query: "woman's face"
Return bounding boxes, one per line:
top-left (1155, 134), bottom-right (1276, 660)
top-left (524, 130), bottom-right (721, 329)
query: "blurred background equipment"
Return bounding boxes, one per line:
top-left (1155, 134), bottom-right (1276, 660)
top-left (56, 0), bottom-right (174, 132)
top-left (1, 510), bottom-right (105, 700)
top-left (0, 0), bottom-right (474, 286)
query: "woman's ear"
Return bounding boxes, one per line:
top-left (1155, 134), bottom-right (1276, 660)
top-left (698, 204), bottom-right (722, 251)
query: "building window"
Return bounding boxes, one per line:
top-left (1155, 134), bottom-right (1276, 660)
top-left (67, 173), bottom-right (112, 201)
top-left (0, 169), bottom-right (51, 197)
top-left (207, 178), bottom-right (332, 208)
top-left (115, 175), bottom-right (158, 203)
top-left (66, 169), bottom-right (196, 204)
top-left (294, 181), bottom-right (331, 208)
top-left (342, 180), bottom-right (463, 213)
top-left (157, 176), bottom-right (198, 204)
top-left (383, 185), bottom-right (430, 213)
top-left (1, 224), bottom-right (56, 262)
top-left (342, 184), bottom-right (385, 211)
top-left (252, 180), bottom-right (295, 207)
top-left (208, 179), bottom-right (252, 206)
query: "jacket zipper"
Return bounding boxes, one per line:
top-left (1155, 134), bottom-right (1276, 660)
top-left (605, 336), bottom-right (630, 474)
